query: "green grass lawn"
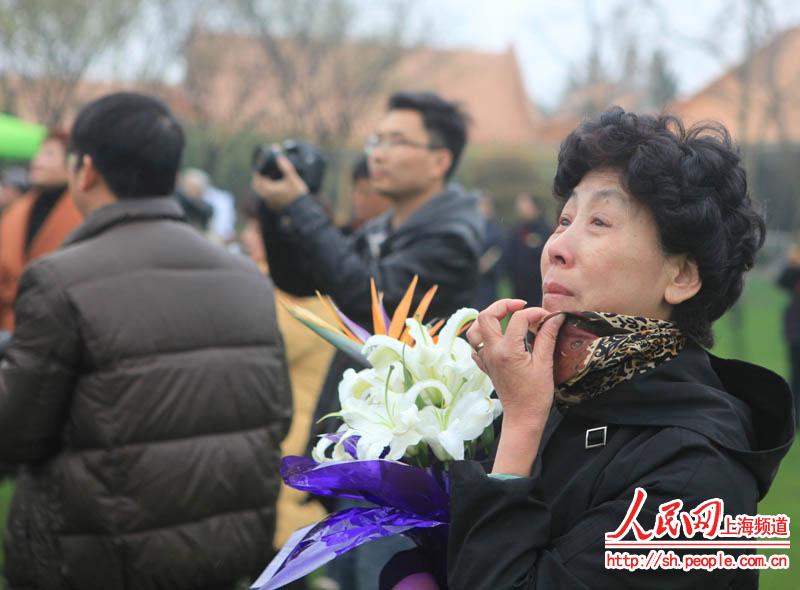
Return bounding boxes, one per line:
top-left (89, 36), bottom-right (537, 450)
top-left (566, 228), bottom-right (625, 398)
top-left (0, 274), bottom-right (796, 585)
top-left (0, 479), bottom-right (12, 573)
top-left (711, 274), bottom-right (797, 589)
top-left (758, 442), bottom-right (799, 589)
top-left (711, 274), bottom-right (789, 378)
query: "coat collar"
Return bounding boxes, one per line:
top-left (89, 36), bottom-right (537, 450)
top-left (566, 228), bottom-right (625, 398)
top-left (561, 340), bottom-right (794, 455)
top-left (362, 184), bottom-right (470, 235)
top-left (64, 197), bottom-right (185, 246)
top-left (28, 189), bottom-right (83, 259)
top-left (562, 341), bottom-right (795, 499)
top-left (359, 184), bottom-right (482, 254)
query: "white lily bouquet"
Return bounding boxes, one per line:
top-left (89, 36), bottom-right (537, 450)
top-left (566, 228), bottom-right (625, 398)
top-left (252, 277), bottom-right (502, 590)
top-left (313, 308), bottom-right (500, 466)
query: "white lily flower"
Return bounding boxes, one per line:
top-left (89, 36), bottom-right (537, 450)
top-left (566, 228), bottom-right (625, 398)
top-left (314, 305), bottom-right (502, 465)
top-left (362, 335), bottom-right (408, 370)
top-left (406, 317), bottom-right (434, 348)
top-left (311, 434), bottom-right (335, 463)
top-left (418, 389), bottom-right (500, 461)
top-left (311, 426), bottom-right (359, 463)
top-left (337, 368), bottom-right (423, 461)
top-left (437, 308), bottom-right (480, 354)
top-left (337, 368), bottom-right (372, 401)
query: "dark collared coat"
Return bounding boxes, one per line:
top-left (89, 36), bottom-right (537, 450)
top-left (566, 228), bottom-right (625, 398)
top-left (447, 343), bottom-right (795, 589)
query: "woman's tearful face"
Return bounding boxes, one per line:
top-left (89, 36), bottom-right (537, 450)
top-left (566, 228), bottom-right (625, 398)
top-left (540, 169), bottom-right (677, 319)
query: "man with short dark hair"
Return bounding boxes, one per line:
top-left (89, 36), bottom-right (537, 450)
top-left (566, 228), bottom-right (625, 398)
top-left (253, 89), bottom-right (482, 336)
top-left (0, 92), bottom-right (292, 590)
top-left (252, 90), bottom-right (484, 589)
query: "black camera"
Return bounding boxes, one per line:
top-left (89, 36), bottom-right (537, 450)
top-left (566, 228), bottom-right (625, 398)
top-left (252, 139), bottom-right (326, 194)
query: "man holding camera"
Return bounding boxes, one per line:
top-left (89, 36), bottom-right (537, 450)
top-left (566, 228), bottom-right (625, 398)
top-left (0, 92), bottom-right (292, 590)
top-left (253, 90), bottom-right (482, 331)
top-left (252, 90), bottom-right (484, 588)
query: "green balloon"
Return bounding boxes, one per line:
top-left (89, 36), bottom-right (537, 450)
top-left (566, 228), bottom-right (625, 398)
top-left (0, 113), bottom-right (46, 159)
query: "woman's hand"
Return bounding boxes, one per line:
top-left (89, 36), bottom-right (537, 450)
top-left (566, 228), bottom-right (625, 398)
top-left (466, 299), bottom-right (565, 476)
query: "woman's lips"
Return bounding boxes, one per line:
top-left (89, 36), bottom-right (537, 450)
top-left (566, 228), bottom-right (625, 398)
top-left (543, 282), bottom-right (574, 296)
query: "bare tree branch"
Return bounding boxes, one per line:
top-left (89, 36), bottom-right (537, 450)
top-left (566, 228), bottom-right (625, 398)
top-left (225, 0), bottom-right (416, 147)
top-left (0, 0), bottom-right (142, 125)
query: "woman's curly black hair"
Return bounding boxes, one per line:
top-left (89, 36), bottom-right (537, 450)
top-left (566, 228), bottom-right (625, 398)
top-left (553, 106), bottom-right (766, 347)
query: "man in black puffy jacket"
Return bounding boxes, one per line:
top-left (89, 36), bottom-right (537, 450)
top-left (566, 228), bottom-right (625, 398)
top-left (0, 92), bottom-right (292, 589)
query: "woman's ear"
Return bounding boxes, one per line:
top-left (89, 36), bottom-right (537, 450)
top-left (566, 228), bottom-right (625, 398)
top-left (665, 255), bottom-right (702, 305)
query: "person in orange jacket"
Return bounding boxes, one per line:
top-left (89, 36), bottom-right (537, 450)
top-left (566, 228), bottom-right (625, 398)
top-left (0, 130), bottom-right (83, 330)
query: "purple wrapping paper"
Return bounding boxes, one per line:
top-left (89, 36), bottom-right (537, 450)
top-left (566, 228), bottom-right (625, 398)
top-left (251, 457), bottom-right (451, 590)
top-left (282, 456), bottom-right (450, 520)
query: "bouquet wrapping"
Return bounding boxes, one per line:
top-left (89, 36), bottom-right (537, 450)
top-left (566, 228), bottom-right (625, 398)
top-left (252, 278), bottom-right (500, 589)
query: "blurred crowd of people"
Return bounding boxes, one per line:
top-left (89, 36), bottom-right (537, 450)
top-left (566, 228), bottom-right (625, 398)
top-left (472, 191), bottom-right (552, 311)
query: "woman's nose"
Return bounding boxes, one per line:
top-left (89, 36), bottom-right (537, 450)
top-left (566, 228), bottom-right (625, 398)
top-left (545, 227), bottom-right (575, 268)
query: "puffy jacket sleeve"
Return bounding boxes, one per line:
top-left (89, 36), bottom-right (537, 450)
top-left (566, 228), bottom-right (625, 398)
top-left (0, 260), bottom-right (80, 463)
top-left (447, 427), bottom-right (756, 590)
top-left (261, 195), bottom-right (479, 324)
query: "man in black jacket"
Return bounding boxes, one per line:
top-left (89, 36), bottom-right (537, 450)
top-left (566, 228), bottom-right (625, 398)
top-left (252, 91), bottom-right (482, 327)
top-left (252, 91), bottom-right (483, 588)
top-left (252, 90), bottom-right (483, 434)
top-left (0, 92), bottom-right (292, 589)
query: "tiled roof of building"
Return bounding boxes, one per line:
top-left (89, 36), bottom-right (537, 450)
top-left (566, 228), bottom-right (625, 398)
top-left (534, 81), bottom-right (648, 144)
top-left (182, 29), bottom-right (541, 145)
top-left (669, 26), bottom-right (800, 144)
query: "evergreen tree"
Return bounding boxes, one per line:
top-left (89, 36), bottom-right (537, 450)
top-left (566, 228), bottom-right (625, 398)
top-left (647, 49), bottom-right (678, 108)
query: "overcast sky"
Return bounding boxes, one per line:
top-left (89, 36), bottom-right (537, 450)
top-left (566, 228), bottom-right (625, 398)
top-left (88, 0), bottom-right (800, 112)
top-left (417, 0), bottom-right (800, 110)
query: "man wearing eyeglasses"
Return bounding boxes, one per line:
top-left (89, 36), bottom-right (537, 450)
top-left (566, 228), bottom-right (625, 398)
top-left (252, 90), bottom-right (484, 589)
top-left (252, 90), bottom-right (483, 334)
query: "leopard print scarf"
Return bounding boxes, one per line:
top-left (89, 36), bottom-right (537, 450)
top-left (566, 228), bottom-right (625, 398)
top-left (546, 311), bottom-right (685, 407)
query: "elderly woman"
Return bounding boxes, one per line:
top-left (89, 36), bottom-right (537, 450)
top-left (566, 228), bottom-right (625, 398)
top-left (382, 108), bottom-right (795, 589)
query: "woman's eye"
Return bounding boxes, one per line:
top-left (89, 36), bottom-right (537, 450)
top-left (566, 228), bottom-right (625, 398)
top-left (591, 217), bottom-right (609, 227)
top-left (558, 216), bottom-right (571, 226)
